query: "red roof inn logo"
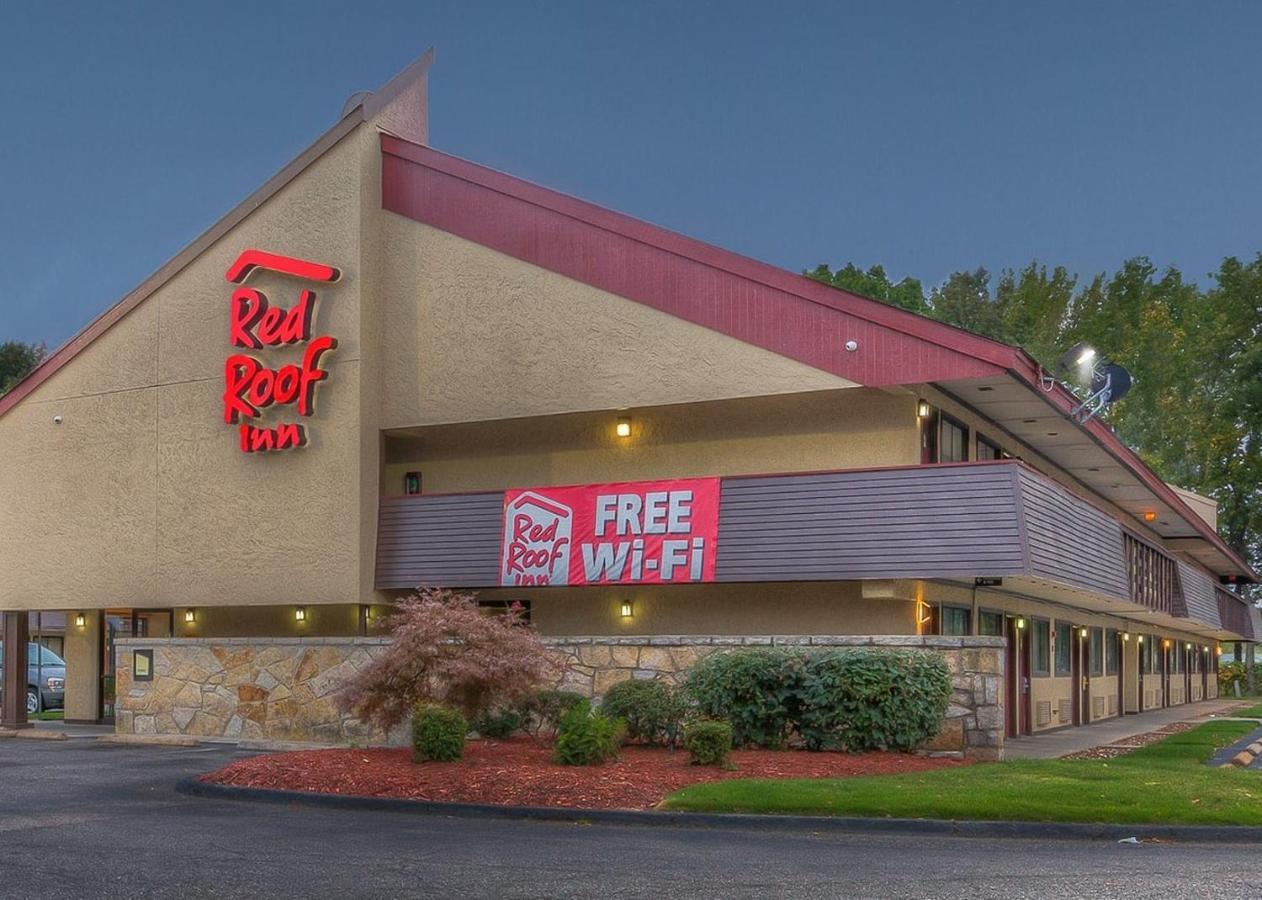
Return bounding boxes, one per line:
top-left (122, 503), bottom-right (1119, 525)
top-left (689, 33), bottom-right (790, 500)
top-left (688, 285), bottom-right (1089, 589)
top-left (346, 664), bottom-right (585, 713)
top-left (221, 249), bottom-right (341, 452)
top-left (500, 478), bottom-right (721, 586)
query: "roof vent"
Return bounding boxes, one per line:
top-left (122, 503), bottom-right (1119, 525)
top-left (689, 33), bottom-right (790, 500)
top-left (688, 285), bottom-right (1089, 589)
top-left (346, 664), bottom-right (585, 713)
top-left (341, 90), bottom-right (373, 118)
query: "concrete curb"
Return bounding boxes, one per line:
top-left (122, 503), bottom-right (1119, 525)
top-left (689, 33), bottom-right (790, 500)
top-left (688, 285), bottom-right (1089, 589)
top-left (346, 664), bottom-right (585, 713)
top-left (176, 778), bottom-right (1262, 843)
top-left (98, 734), bottom-right (199, 747)
top-left (0, 729), bottom-right (68, 741)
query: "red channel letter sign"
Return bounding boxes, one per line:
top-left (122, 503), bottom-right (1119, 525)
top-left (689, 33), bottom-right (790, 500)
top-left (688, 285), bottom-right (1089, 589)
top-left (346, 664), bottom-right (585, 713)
top-left (220, 249), bottom-right (341, 453)
top-left (499, 478), bottom-right (721, 587)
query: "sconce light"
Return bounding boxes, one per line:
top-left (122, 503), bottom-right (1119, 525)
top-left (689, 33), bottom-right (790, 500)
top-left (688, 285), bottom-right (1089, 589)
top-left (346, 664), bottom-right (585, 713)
top-left (1163, 639), bottom-right (1171, 649)
top-left (1137, 635), bottom-right (1144, 644)
top-left (184, 609), bottom-right (196, 624)
top-left (294, 607), bottom-right (307, 623)
top-left (1217, 645), bottom-right (1224, 656)
top-left (74, 613), bottom-right (86, 628)
top-left (404, 471), bottom-right (421, 496)
top-left (1122, 632), bottom-right (1130, 642)
top-left (1080, 627), bottom-right (1089, 639)
top-left (1185, 642), bottom-right (1192, 651)
top-left (915, 599), bottom-right (933, 628)
top-left (620, 600), bottom-right (633, 619)
top-left (616, 417), bottom-right (632, 439)
top-left (1016, 618), bottom-right (1026, 630)
top-left (1142, 511), bottom-right (1157, 522)
top-left (1203, 645), bottom-right (1210, 653)
top-left (917, 400), bottom-right (932, 418)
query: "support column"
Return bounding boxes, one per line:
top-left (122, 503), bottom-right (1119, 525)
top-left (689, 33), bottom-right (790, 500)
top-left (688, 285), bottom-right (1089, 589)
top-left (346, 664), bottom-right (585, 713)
top-left (64, 611), bottom-right (101, 724)
top-left (1, 612), bottom-right (31, 728)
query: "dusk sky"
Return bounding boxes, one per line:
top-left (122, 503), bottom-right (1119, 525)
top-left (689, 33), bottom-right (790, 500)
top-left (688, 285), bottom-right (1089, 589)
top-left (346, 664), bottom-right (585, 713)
top-left (3, 0), bottom-right (1261, 347)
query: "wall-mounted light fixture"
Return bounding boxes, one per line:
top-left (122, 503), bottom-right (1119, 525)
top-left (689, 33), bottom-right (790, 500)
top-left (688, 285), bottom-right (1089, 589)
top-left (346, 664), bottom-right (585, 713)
top-left (1142, 511), bottom-right (1157, 522)
top-left (1163, 639), bottom-right (1171, 649)
top-left (620, 600), bottom-right (633, 619)
top-left (74, 613), bottom-right (86, 628)
top-left (294, 607), bottom-right (307, 623)
top-left (917, 400), bottom-right (932, 418)
top-left (1080, 627), bottom-right (1089, 639)
top-left (914, 599), bottom-right (933, 631)
top-left (1137, 635), bottom-right (1144, 644)
top-left (1217, 645), bottom-right (1224, 655)
top-left (1016, 617), bottom-right (1026, 630)
top-left (184, 609), bottom-right (196, 624)
top-left (1203, 645), bottom-right (1210, 653)
top-left (616, 417), bottom-right (632, 439)
top-left (1122, 632), bottom-right (1131, 641)
top-left (1185, 642), bottom-right (1192, 651)
top-left (404, 471), bottom-right (422, 496)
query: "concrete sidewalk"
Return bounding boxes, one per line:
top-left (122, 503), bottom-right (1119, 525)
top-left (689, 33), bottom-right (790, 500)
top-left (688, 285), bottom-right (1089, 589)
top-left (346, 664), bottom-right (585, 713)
top-left (1004, 698), bottom-right (1252, 759)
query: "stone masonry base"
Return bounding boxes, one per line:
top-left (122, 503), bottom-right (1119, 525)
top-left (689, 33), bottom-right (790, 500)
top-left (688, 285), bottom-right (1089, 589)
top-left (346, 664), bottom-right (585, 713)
top-left (115, 634), bottom-right (1005, 759)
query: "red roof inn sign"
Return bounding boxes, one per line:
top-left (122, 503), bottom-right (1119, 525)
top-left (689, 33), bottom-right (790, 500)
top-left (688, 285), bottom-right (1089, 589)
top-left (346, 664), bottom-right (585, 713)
top-left (500, 478), bottom-right (721, 586)
top-left (221, 250), bottom-right (341, 452)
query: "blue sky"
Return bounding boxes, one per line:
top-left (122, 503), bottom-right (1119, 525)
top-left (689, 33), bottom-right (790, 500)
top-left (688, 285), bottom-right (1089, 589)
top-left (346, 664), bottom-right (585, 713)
top-left (3, 1), bottom-right (1261, 347)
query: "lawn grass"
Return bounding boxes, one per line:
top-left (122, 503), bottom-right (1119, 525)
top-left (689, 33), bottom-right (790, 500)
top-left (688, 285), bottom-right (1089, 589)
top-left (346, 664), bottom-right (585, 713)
top-left (661, 720), bottom-right (1262, 825)
top-left (30, 710), bottom-right (64, 721)
top-left (1232, 702), bottom-right (1262, 718)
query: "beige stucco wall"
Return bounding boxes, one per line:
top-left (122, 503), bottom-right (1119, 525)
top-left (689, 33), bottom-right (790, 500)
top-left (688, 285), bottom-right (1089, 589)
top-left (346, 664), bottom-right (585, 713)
top-left (478, 581), bottom-right (918, 637)
top-left (382, 388), bottom-right (919, 495)
top-left (62, 611), bottom-right (100, 721)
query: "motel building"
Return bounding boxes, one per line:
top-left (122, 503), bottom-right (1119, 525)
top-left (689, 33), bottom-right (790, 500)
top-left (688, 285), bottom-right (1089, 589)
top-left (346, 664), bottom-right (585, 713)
top-left (0, 51), bottom-right (1256, 758)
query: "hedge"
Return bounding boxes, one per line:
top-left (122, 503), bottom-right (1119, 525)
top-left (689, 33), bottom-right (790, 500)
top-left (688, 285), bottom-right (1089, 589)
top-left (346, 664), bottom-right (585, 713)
top-left (685, 647), bottom-right (950, 751)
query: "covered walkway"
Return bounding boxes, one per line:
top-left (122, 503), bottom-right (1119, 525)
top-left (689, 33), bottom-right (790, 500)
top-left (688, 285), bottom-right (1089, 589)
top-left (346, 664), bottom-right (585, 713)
top-left (1004, 699), bottom-right (1253, 759)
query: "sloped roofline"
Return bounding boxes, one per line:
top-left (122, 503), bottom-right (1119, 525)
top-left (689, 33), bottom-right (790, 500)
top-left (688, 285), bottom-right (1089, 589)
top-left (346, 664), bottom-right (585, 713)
top-left (0, 49), bottom-right (435, 420)
top-left (380, 134), bottom-right (1256, 582)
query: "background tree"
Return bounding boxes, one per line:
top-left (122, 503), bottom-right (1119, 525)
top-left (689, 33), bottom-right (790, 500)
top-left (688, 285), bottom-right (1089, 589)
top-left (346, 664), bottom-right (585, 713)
top-left (0, 341), bottom-right (46, 395)
top-left (808, 254), bottom-right (1262, 585)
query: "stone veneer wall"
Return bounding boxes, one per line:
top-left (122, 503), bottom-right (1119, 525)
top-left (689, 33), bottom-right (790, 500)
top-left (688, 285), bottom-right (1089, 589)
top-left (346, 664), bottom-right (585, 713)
top-left (549, 635), bottom-right (1005, 761)
top-left (115, 634), bottom-right (1004, 759)
top-left (114, 637), bottom-right (394, 744)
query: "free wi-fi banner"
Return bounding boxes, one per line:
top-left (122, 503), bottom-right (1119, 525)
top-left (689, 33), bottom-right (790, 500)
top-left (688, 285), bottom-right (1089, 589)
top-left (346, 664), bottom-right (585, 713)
top-left (499, 478), bottom-right (721, 587)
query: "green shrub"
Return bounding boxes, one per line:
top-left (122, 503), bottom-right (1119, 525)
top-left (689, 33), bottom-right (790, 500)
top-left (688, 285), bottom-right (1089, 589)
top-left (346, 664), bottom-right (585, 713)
top-left (685, 647), bottom-right (950, 751)
top-left (599, 679), bottom-right (688, 746)
top-left (471, 707), bottom-right (524, 740)
top-left (683, 720), bottom-right (732, 766)
top-left (552, 700), bottom-right (625, 765)
top-left (522, 689), bottom-right (588, 740)
top-left (685, 649), bottom-right (801, 747)
top-left (796, 648), bottom-right (950, 751)
top-left (411, 704), bottom-right (468, 762)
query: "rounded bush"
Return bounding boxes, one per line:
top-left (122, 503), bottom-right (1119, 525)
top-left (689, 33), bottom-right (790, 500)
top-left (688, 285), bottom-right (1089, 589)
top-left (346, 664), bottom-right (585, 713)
top-left (552, 700), bottom-right (626, 765)
top-left (685, 647), bottom-right (950, 751)
top-left (522, 689), bottom-right (588, 740)
top-left (685, 648), bottom-right (800, 747)
top-left (684, 720), bottom-right (732, 766)
top-left (599, 679), bottom-right (687, 746)
top-left (411, 704), bottom-right (468, 762)
top-left (471, 708), bottom-right (524, 740)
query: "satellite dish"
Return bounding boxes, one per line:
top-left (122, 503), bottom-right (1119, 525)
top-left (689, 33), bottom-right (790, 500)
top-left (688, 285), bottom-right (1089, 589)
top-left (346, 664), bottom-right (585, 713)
top-left (1072, 361), bottom-right (1132, 423)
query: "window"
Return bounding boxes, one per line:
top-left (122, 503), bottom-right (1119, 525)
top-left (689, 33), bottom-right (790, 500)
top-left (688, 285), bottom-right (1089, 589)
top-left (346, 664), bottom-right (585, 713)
top-left (939, 415), bottom-right (969, 463)
top-left (1169, 643), bottom-right (1183, 673)
top-left (1089, 628), bottom-right (1103, 676)
top-left (978, 610), bottom-right (1004, 637)
top-left (1055, 622), bottom-right (1072, 675)
top-left (1105, 629), bottom-right (1119, 675)
top-left (940, 605), bottom-right (972, 636)
top-left (1031, 618), bottom-right (1050, 676)
top-left (976, 435), bottom-right (1003, 461)
top-left (1143, 636), bottom-right (1160, 674)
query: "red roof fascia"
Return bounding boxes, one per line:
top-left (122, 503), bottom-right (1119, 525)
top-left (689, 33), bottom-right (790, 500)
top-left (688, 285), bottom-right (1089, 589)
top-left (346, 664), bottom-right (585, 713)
top-left (380, 134), bottom-right (1017, 387)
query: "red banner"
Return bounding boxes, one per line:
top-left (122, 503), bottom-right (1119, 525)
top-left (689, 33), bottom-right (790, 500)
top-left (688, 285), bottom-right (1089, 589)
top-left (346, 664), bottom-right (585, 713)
top-left (500, 478), bottom-right (721, 587)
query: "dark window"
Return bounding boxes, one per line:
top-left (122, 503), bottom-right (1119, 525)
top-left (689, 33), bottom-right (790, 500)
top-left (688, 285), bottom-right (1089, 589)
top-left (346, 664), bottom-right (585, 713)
top-left (978, 610), bottom-right (1004, 637)
top-left (1055, 622), bottom-right (1072, 675)
top-left (939, 415), bottom-right (969, 463)
top-left (1031, 619), bottom-right (1051, 676)
top-left (1089, 628), bottom-right (1103, 676)
top-left (976, 435), bottom-right (1003, 461)
top-left (1169, 642), bottom-right (1183, 673)
top-left (941, 606), bottom-right (971, 636)
top-left (1143, 636), bottom-right (1159, 674)
top-left (1105, 629), bottom-right (1119, 675)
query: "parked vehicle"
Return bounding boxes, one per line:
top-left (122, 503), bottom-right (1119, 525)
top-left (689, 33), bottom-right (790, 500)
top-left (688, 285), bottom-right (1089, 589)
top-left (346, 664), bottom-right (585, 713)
top-left (0, 643), bottom-right (67, 714)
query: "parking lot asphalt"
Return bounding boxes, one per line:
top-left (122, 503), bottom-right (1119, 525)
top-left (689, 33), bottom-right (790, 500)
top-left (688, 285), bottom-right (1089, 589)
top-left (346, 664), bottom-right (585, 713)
top-left (1, 738), bottom-right (1260, 899)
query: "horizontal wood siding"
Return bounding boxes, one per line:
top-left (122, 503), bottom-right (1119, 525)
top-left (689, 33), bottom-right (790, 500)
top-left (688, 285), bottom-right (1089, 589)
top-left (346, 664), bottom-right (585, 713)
top-left (714, 466), bottom-right (1025, 581)
top-left (375, 493), bottom-right (504, 589)
top-left (1016, 469), bottom-right (1129, 599)
top-left (1179, 563), bottom-right (1222, 630)
top-left (1216, 588), bottom-right (1255, 639)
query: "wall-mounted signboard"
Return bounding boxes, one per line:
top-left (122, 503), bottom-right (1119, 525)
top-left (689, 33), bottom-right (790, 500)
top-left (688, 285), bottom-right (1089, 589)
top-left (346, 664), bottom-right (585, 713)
top-left (500, 478), bottom-right (720, 587)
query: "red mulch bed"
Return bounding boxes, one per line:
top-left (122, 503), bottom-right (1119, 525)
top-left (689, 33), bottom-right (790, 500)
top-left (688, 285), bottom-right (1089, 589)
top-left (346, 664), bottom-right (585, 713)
top-left (202, 737), bottom-right (966, 810)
